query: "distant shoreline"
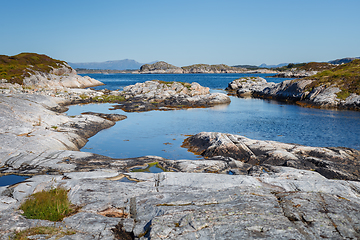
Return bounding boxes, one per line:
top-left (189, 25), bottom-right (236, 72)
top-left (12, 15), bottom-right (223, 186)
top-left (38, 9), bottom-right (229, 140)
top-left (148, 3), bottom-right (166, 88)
top-left (76, 68), bottom-right (277, 75)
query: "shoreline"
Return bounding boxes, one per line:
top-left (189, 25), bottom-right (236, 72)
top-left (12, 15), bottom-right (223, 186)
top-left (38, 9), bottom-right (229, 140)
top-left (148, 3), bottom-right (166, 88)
top-left (1, 78), bottom-right (360, 238)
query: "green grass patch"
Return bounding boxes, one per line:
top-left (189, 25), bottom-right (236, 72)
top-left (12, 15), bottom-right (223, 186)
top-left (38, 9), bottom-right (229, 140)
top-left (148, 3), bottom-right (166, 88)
top-left (336, 90), bottom-right (351, 100)
top-left (13, 226), bottom-right (76, 240)
top-left (93, 95), bottom-right (126, 103)
top-left (0, 53), bottom-right (68, 85)
top-left (304, 59), bottom-right (360, 98)
top-left (20, 187), bottom-right (77, 222)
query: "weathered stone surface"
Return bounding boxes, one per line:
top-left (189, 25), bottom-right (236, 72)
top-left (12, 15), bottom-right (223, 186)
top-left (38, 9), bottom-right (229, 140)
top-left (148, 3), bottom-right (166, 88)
top-left (2, 171), bottom-right (360, 239)
top-left (227, 77), bottom-right (360, 110)
top-left (182, 132), bottom-right (360, 181)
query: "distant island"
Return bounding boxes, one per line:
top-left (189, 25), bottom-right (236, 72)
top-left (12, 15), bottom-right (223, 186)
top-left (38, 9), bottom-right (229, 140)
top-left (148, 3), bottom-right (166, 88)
top-left (72, 57), bottom-right (360, 76)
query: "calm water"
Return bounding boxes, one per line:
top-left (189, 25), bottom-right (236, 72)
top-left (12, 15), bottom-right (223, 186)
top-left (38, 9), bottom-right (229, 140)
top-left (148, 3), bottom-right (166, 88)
top-left (82, 73), bottom-right (289, 91)
top-left (66, 73), bottom-right (360, 160)
top-left (0, 175), bottom-right (29, 187)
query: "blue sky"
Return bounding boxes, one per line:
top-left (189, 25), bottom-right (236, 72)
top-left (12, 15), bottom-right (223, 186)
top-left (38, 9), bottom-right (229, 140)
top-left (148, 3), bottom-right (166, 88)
top-left (2, 0), bottom-right (360, 66)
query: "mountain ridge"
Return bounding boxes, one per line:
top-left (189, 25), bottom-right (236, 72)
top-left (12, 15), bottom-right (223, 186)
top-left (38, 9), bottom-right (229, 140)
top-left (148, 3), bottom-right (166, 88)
top-left (68, 59), bottom-right (157, 70)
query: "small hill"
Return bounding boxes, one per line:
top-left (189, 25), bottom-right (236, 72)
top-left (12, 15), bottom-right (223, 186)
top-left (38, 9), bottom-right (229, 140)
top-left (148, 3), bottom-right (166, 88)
top-left (304, 59), bottom-right (360, 98)
top-left (140, 61), bottom-right (182, 72)
top-left (0, 53), bottom-right (68, 84)
top-left (328, 57), bottom-right (360, 65)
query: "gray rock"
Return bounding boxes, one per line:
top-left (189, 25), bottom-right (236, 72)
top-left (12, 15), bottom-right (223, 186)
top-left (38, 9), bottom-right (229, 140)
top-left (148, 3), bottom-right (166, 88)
top-left (119, 80), bottom-right (230, 111)
top-left (22, 64), bottom-right (104, 89)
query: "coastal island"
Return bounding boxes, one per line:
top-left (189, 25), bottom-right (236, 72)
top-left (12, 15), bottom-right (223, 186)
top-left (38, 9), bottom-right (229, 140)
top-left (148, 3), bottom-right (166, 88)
top-left (226, 59), bottom-right (360, 111)
top-left (1, 53), bottom-right (360, 239)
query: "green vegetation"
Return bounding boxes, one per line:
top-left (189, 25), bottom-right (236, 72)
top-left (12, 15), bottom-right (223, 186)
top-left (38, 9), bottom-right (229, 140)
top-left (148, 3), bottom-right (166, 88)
top-left (304, 59), bottom-right (360, 97)
top-left (13, 226), bottom-right (76, 240)
top-left (131, 162), bottom-right (166, 172)
top-left (275, 62), bottom-right (334, 72)
top-left (0, 53), bottom-right (67, 85)
top-left (20, 187), bottom-right (77, 222)
top-left (156, 80), bottom-right (192, 89)
top-left (92, 95), bottom-right (126, 103)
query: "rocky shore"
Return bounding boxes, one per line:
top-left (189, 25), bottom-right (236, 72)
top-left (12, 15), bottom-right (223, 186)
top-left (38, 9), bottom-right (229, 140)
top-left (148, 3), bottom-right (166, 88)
top-left (1, 57), bottom-right (360, 239)
top-left (1, 86), bottom-right (360, 239)
top-left (226, 77), bottom-right (360, 110)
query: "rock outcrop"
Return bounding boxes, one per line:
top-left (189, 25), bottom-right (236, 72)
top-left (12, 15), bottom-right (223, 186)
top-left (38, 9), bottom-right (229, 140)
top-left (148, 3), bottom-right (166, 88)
top-left (226, 77), bottom-right (360, 110)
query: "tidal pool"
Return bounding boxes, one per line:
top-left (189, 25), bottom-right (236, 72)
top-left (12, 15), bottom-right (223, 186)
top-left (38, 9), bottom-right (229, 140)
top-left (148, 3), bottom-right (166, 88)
top-left (67, 94), bottom-right (360, 160)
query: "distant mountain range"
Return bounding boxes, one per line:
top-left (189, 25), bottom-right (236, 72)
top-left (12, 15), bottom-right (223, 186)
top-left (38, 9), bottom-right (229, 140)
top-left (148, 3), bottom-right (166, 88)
top-left (258, 63), bottom-right (289, 69)
top-left (68, 59), bottom-right (157, 70)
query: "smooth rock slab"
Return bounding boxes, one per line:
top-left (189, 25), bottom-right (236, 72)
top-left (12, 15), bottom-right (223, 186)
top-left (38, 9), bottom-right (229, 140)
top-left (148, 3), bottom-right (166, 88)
top-left (182, 132), bottom-right (360, 181)
top-left (2, 171), bottom-right (360, 239)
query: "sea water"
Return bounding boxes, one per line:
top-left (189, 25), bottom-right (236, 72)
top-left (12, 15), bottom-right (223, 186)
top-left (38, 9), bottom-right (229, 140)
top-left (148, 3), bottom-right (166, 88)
top-left (66, 73), bottom-right (360, 160)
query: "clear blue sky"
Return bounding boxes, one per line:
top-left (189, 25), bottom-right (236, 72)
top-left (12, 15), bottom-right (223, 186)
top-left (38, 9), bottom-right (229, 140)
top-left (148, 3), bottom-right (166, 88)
top-left (2, 0), bottom-right (360, 66)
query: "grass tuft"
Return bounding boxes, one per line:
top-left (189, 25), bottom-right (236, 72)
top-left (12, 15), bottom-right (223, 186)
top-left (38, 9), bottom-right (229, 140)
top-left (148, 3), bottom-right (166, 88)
top-left (13, 226), bottom-right (76, 240)
top-left (20, 187), bottom-right (77, 222)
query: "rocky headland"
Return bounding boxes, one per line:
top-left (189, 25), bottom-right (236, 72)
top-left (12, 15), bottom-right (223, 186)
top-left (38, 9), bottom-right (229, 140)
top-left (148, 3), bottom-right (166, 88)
top-left (226, 59), bottom-right (360, 111)
top-left (1, 54), bottom-right (360, 239)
